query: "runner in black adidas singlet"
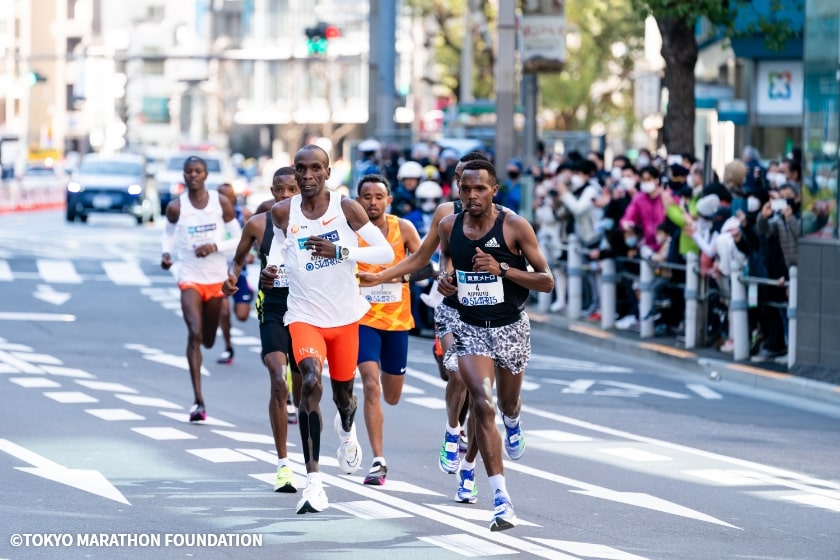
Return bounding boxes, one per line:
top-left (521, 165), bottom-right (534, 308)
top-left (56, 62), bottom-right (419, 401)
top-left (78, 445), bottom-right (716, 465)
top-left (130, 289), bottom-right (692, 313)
top-left (438, 159), bottom-right (554, 532)
top-left (223, 166), bottom-right (300, 493)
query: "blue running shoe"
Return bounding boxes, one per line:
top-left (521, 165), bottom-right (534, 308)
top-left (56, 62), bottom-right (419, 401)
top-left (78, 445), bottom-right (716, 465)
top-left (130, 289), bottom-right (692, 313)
top-left (439, 431), bottom-right (461, 474)
top-left (455, 469), bottom-right (478, 504)
top-left (490, 491), bottom-right (517, 532)
top-left (503, 420), bottom-right (525, 461)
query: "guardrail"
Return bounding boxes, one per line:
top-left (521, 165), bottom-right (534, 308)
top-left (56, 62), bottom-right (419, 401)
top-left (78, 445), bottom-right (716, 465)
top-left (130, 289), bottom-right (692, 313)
top-left (536, 235), bottom-right (796, 366)
top-left (0, 179), bottom-right (66, 214)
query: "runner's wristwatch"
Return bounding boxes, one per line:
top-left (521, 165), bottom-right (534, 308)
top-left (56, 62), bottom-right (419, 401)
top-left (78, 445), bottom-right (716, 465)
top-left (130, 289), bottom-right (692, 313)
top-left (499, 262), bottom-right (510, 278)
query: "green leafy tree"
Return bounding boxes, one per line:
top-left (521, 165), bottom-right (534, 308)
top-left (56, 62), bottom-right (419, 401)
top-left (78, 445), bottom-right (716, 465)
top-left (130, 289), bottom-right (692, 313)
top-left (636, 0), bottom-right (801, 153)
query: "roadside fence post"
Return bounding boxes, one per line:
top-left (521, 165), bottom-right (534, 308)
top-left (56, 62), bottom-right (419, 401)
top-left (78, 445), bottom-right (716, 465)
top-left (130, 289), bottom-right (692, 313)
top-left (684, 252), bottom-right (698, 349)
top-left (639, 258), bottom-right (654, 338)
top-left (730, 261), bottom-right (750, 361)
top-left (600, 258), bottom-right (616, 330)
top-left (566, 235), bottom-right (582, 320)
top-left (787, 266), bottom-right (797, 369)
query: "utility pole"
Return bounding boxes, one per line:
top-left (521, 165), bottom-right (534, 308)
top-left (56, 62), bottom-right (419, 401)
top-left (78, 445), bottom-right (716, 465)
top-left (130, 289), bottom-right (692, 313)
top-left (460, 0), bottom-right (476, 104)
top-left (495, 0), bottom-right (516, 178)
top-left (367, 0), bottom-right (396, 143)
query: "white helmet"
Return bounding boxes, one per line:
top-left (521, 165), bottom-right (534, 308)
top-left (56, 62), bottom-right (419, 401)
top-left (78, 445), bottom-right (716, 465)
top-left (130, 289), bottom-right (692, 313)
top-left (397, 160), bottom-right (424, 180)
top-left (415, 181), bottom-right (443, 200)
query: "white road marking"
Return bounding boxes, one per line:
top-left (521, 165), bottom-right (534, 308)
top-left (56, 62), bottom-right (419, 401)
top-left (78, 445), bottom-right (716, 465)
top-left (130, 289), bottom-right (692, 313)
top-left (186, 448), bottom-right (258, 463)
top-left (0, 363), bottom-right (19, 373)
top-left (157, 410), bottom-right (235, 426)
top-left (686, 383), bottom-right (723, 399)
top-left (598, 381), bottom-right (690, 399)
top-left (562, 380), bottom-right (596, 394)
top-left (782, 494), bottom-right (840, 512)
top-left (115, 394), bottom-right (182, 409)
top-left (33, 284), bottom-right (71, 305)
top-left (528, 538), bottom-right (652, 560)
top-left (401, 383), bottom-right (425, 395)
top-left (529, 430), bottom-right (593, 443)
top-left (102, 261), bottom-right (151, 286)
top-left (9, 377), bottom-right (61, 388)
top-left (43, 391), bottom-right (98, 404)
top-left (36, 259), bottom-right (82, 283)
top-left (427, 504), bottom-right (540, 527)
top-left (248, 471), bottom-right (308, 488)
top-left (0, 350), bottom-right (43, 373)
top-left (8, 352), bottom-right (62, 365)
top-left (40, 365), bottom-right (95, 379)
top-left (212, 430), bottom-right (276, 444)
top-left (85, 408), bottom-right (146, 421)
top-left (406, 366), bottom-right (448, 389)
top-left (0, 312), bottom-right (75, 321)
top-left (528, 355), bottom-right (633, 373)
top-left (418, 534), bottom-right (520, 557)
top-left (683, 469), bottom-right (770, 487)
top-left (0, 260), bottom-right (12, 281)
top-left (0, 342), bottom-right (33, 351)
top-left (0, 438), bottom-right (129, 505)
top-left (131, 427), bottom-right (197, 440)
top-left (599, 448), bottom-right (673, 462)
top-left (75, 380), bottom-right (138, 393)
top-left (405, 396), bottom-right (447, 409)
top-left (332, 500), bottom-right (414, 520)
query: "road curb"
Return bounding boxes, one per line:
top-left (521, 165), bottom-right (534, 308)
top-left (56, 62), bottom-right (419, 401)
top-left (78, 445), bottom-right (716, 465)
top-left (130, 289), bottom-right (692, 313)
top-left (527, 308), bottom-right (840, 407)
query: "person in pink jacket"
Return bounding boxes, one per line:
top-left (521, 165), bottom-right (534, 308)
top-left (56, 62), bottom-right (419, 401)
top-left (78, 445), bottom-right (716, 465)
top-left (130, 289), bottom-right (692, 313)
top-left (619, 165), bottom-right (669, 251)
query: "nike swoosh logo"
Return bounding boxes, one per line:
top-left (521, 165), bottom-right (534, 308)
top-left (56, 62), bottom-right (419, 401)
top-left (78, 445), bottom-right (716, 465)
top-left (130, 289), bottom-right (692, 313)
top-left (321, 216), bottom-right (338, 226)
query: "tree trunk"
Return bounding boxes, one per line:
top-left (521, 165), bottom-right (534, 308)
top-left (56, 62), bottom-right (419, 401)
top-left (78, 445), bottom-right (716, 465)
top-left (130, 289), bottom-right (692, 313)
top-left (656, 15), bottom-right (698, 155)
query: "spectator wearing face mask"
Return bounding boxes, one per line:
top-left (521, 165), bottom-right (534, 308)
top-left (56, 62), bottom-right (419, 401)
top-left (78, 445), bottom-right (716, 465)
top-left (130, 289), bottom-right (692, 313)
top-left (619, 165), bottom-right (669, 251)
top-left (404, 180), bottom-right (443, 238)
top-left (494, 158), bottom-right (524, 213)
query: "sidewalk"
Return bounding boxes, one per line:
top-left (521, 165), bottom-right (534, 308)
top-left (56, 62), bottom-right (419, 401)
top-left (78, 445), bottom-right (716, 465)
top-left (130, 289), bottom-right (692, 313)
top-left (526, 305), bottom-right (840, 407)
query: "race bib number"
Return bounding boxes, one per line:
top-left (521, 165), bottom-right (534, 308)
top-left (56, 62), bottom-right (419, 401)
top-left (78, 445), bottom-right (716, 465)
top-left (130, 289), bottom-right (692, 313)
top-left (456, 269), bottom-right (505, 306)
top-left (187, 223), bottom-right (218, 249)
top-left (296, 230), bottom-right (340, 272)
top-left (360, 282), bottom-right (402, 304)
top-left (273, 265), bottom-right (290, 288)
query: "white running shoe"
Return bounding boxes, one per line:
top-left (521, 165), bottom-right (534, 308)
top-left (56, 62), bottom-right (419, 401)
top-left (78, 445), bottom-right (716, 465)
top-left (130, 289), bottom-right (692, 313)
top-left (334, 412), bottom-right (362, 474)
top-left (296, 478), bottom-right (328, 514)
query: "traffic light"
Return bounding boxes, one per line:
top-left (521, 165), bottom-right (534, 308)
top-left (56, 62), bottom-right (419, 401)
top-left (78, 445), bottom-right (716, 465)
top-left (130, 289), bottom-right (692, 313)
top-left (25, 71), bottom-right (47, 86)
top-left (305, 22), bottom-right (339, 56)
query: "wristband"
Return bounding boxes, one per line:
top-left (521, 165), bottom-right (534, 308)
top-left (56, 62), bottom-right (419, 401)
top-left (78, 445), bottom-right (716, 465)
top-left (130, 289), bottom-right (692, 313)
top-left (402, 273), bottom-right (411, 283)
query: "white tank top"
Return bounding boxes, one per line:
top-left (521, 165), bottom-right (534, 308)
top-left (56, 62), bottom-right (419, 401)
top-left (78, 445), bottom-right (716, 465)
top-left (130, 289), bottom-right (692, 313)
top-left (283, 191), bottom-right (369, 328)
top-left (174, 190), bottom-right (227, 284)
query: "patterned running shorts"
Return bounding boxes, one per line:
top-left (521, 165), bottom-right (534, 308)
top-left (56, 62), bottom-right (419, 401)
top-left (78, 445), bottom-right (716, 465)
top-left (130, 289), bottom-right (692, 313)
top-left (434, 301), bottom-right (460, 338)
top-left (443, 313), bottom-right (531, 375)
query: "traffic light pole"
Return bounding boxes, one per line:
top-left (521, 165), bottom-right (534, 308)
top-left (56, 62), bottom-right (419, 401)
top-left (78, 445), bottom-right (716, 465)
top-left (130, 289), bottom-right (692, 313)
top-left (495, 0), bottom-right (516, 182)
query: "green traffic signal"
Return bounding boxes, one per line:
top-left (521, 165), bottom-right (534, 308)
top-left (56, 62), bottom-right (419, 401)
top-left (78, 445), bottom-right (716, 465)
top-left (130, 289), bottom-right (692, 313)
top-left (307, 37), bottom-right (328, 55)
top-left (25, 71), bottom-right (47, 86)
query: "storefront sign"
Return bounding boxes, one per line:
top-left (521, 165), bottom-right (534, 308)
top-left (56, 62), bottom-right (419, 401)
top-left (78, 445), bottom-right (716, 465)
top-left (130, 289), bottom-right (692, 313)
top-left (756, 60), bottom-right (804, 116)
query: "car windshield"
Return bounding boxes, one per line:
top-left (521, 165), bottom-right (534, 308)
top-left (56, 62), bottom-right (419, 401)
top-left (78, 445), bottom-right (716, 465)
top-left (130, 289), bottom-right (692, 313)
top-left (79, 160), bottom-right (143, 176)
top-left (167, 157), bottom-right (222, 173)
top-left (24, 167), bottom-right (55, 176)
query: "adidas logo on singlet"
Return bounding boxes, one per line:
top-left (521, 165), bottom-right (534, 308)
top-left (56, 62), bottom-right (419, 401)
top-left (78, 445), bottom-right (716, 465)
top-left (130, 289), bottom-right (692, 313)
top-left (484, 237), bottom-right (500, 248)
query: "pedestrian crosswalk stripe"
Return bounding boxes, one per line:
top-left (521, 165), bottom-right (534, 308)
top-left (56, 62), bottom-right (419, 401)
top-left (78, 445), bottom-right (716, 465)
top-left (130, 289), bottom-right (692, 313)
top-left (115, 394), bottom-right (182, 409)
top-left (36, 259), bottom-right (82, 283)
top-left (683, 469), bottom-right (768, 486)
top-left (332, 500), bottom-right (413, 520)
top-left (211, 430), bottom-right (276, 444)
top-left (186, 448), bottom-right (257, 463)
top-left (43, 391), bottom-right (98, 403)
top-left (75, 380), bottom-right (138, 393)
top-left (85, 408), bottom-right (146, 421)
top-left (528, 538), bottom-right (652, 560)
top-left (9, 376), bottom-right (61, 388)
top-left (419, 534), bottom-right (519, 557)
top-left (102, 261), bottom-right (151, 286)
top-left (132, 426), bottom-right (197, 440)
top-left (599, 447), bottom-right (673, 462)
top-left (157, 410), bottom-right (235, 427)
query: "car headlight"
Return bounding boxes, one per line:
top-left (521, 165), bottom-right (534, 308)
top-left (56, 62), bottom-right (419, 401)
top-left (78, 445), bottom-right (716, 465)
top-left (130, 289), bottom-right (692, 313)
top-left (67, 181), bottom-right (82, 193)
top-left (128, 184), bottom-right (142, 195)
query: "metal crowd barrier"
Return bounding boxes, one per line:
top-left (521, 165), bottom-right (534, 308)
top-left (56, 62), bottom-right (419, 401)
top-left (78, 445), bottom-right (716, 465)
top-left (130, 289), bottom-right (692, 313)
top-left (729, 262), bottom-right (796, 366)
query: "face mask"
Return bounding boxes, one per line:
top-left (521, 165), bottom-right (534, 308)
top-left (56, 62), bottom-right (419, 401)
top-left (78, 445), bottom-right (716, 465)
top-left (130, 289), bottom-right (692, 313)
top-left (686, 175), bottom-right (695, 188)
top-left (619, 177), bottom-right (636, 190)
top-left (610, 167), bottom-right (623, 181)
top-left (508, 171), bottom-right (520, 180)
top-left (747, 196), bottom-right (760, 212)
top-left (637, 156), bottom-right (650, 168)
top-left (625, 236), bottom-right (638, 247)
top-left (570, 175), bottom-right (586, 189)
top-left (640, 181), bottom-right (656, 194)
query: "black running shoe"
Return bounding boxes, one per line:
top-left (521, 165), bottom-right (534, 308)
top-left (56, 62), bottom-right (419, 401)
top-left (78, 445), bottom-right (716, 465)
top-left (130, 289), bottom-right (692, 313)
top-left (189, 403), bottom-right (206, 422)
top-left (217, 349), bottom-right (234, 364)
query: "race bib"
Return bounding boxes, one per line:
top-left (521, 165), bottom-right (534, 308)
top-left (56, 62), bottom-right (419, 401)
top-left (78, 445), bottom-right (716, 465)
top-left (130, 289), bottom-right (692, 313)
top-left (360, 282), bottom-right (402, 304)
top-left (187, 223), bottom-right (218, 249)
top-left (456, 269), bottom-right (505, 306)
top-left (296, 231), bottom-right (340, 272)
top-left (273, 264), bottom-right (290, 288)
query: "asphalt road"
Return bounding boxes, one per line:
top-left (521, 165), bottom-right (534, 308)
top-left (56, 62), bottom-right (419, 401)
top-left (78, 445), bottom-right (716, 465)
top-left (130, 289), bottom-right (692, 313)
top-left (0, 210), bottom-right (838, 560)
